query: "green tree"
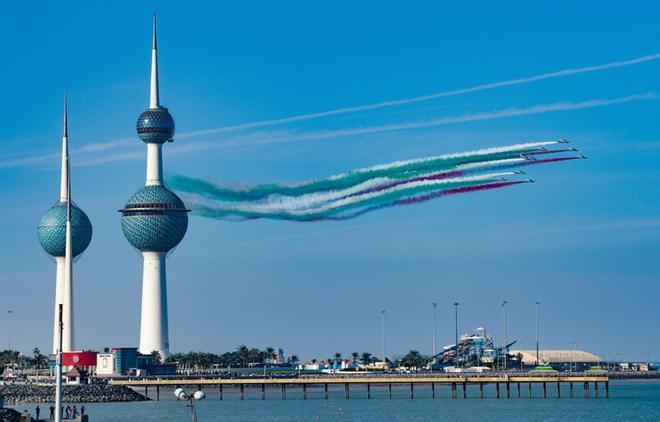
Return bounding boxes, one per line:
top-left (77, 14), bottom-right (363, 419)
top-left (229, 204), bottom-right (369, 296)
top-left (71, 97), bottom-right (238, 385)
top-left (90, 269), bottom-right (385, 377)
top-left (265, 347), bottom-right (275, 363)
top-left (237, 345), bottom-right (249, 367)
top-left (32, 348), bottom-right (48, 369)
top-left (150, 350), bottom-right (163, 364)
top-left (360, 352), bottom-right (372, 365)
top-left (400, 350), bottom-right (428, 370)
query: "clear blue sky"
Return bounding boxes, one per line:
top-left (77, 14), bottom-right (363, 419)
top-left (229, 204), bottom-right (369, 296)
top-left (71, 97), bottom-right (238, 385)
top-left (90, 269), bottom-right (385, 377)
top-left (1, 0), bottom-right (658, 361)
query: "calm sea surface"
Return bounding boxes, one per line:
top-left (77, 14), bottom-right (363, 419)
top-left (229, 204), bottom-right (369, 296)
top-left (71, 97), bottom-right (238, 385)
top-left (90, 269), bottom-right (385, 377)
top-left (12, 380), bottom-right (660, 421)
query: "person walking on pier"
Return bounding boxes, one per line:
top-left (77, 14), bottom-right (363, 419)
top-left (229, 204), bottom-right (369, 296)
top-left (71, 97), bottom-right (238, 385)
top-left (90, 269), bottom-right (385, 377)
top-left (72, 405), bottom-right (79, 418)
top-left (49, 404), bottom-right (54, 420)
top-left (35, 405), bottom-right (40, 420)
top-left (80, 405), bottom-right (85, 417)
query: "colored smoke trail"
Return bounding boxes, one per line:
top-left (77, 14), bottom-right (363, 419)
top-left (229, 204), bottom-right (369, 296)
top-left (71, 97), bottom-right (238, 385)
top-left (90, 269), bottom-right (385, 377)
top-left (185, 174), bottom-right (508, 222)
top-left (333, 180), bottom-right (530, 221)
top-left (172, 141), bottom-right (582, 222)
top-left (168, 141), bottom-right (558, 202)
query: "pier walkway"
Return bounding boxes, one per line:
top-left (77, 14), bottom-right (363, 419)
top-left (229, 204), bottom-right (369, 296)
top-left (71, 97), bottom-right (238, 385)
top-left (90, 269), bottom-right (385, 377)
top-left (109, 374), bottom-right (609, 400)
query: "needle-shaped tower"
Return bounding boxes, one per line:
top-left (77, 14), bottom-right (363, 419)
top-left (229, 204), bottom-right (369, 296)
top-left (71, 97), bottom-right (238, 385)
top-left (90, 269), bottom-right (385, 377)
top-left (120, 15), bottom-right (189, 358)
top-left (38, 95), bottom-right (93, 354)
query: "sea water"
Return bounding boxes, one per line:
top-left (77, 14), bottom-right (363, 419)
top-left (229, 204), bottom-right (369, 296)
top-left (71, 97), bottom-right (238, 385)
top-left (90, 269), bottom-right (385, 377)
top-left (12, 380), bottom-right (660, 421)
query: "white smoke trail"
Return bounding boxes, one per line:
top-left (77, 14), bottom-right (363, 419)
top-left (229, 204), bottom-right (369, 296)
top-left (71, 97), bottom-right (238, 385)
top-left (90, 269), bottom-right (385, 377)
top-left (190, 172), bottom-right (514, 217)
top-left (244, 94), bottom-right (655, 143)
top-left (179, 53), bottom-right (660, 137)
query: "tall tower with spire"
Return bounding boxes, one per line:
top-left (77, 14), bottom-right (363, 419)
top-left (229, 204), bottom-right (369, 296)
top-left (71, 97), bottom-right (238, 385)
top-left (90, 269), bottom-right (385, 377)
top-left (38, 95), bottom-right (93, 354)
top-left (120, 15), bottom-right (189, 358)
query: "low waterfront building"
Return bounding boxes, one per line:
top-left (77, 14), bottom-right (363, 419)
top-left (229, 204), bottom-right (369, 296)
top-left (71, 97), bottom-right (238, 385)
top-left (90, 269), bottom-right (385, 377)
top-left (96, 353), bottom-right (115, 376)
top-left (510, 349), bottom-right (603, 370)
top-left (113, 347), bottom-right (138, 375)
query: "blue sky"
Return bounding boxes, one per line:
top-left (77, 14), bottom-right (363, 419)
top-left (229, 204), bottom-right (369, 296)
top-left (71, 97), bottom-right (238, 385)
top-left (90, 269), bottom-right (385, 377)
top-left (1, 0), bottom-right (659, 361)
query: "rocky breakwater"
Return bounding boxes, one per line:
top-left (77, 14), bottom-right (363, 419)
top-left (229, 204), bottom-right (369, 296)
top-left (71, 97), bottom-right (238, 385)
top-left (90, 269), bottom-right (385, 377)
top-left (0, 384), bottom-right (147, 405)
top-left (0, 407), bottom-right (22, 422)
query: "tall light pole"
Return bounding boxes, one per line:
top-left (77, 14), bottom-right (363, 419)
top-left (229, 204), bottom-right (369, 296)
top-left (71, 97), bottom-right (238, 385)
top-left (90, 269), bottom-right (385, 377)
top-left (502, 301), bottom-right (507, 371)
top-left (432, 303), bottom-right (437, 357)
top-left (381, 310), bottom-right (386, 362)
top-left (535, 301), bottom-right (540, 366)
top-left (453, 302), bottom-right (459, 367)
top-left (7, 310), bottom-right (12, 351)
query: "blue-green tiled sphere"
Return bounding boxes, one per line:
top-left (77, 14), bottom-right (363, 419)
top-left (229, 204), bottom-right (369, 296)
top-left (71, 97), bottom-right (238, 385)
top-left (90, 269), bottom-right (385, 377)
top-left (38, 202), bottom-right (93, 257)
top-left (136, 107), bottom-right (175, 144)
top-left (120, 185), bottom-right (188, 253)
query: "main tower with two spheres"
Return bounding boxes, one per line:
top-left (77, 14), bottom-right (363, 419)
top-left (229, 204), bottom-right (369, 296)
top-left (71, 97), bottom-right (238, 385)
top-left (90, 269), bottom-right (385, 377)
top-left (120, 16), bottom-right (189, 358)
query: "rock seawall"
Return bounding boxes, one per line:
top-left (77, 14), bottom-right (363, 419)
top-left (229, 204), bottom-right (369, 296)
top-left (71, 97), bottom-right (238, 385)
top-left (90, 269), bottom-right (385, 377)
top-left (0, 407), bottom-right (22, 422)
top-left (0, 385), bottom-right (147, 405)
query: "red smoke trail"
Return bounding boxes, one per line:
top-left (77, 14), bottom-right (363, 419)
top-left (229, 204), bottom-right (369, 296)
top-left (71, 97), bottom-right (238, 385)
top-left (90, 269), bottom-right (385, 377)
top-left (395, 180), bottom-right (529, 206)
top-left (332, 180), bottom-right (529, 220)
top-left (519, 156), bottom-right (583, 166)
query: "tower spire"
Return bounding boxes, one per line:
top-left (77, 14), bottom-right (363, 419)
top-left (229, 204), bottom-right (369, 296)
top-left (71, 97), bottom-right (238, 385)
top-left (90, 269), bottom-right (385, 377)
top-left (59, 92), bottom-right (69, 203)
top-left (63, 91), bottom-right (74, 353)
top-left (150, 13), bottom-right (160, 109)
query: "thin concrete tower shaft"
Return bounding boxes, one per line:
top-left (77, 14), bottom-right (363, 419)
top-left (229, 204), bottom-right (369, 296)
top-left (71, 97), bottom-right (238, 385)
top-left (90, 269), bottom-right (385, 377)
top-left (38, 94), bottom-right (92, 354)
top-left (120, 14), bottom-right (189, 359)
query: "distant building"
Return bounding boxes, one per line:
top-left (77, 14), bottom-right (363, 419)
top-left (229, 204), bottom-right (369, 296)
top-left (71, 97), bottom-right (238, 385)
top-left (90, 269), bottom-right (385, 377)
top-left (96, 353), bottom-right (115, 376)
top-left (62, 351), bottom-right (98, 376)
top-left (63, 367), bottom-right (88, 385)
top-left (510, 349), bottom-right (602, 370)
top-left (113, 347), bottom-right (138, 375)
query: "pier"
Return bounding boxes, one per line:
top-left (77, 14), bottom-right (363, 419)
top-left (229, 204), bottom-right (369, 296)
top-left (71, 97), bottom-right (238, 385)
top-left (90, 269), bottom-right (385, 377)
top-left (109, 374), bottom-right (609, 400)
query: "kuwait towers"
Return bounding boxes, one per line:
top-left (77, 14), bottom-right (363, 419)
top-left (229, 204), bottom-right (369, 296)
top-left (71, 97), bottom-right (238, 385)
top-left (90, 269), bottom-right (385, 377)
top-left (120, 15), bottom-right (189, 358)
top-left (38, 96), bottom-right (93, 354)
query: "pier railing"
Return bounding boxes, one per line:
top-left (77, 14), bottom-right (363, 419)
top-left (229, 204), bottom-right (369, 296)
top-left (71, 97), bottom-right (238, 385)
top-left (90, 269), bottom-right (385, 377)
top-left (109, 373), bottom-right (609, 400)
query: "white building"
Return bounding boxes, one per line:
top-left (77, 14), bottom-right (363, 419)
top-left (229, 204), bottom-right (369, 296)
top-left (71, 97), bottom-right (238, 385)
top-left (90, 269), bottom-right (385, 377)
top-left (96, 353), bottom-right (115, 376)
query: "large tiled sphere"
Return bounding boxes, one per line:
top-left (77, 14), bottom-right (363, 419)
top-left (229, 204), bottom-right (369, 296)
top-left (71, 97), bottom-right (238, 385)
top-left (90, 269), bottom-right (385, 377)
top-left (136, 107), bottom-right (175, 144)
top-left (38, 202), bottom-right (93, 257)
top-left (120, 185), bottom-right (188, 253)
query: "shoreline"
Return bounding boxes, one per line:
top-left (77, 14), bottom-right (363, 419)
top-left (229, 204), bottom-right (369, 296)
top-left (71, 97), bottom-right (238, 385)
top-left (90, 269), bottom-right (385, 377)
top-left (0, 384), bottom-right (147, 406)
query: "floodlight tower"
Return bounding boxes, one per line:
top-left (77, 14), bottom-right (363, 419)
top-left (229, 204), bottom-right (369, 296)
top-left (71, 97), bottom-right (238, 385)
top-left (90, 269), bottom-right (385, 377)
top-left (38, 95), bottom-right (93, 354)
top-left (120, 15), bottom-right (189, 358)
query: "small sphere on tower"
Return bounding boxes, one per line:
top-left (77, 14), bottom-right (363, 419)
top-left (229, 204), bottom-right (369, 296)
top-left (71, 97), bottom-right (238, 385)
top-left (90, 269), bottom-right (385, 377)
top-left (136, 107), bottom-right (175, 144)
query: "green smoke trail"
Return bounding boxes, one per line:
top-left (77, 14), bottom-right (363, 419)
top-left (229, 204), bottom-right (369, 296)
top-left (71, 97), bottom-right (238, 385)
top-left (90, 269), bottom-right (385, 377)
top-left (167, 142), bottom-right (556, 202)
top-left (184, 175), bottom-right (503, 221)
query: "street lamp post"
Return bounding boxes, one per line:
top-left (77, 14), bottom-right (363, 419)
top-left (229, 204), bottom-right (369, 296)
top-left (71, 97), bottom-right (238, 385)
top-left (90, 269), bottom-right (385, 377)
top-left (381, 310), bottom-right (386, 363)
top-left (175, 388), bottom-right (206, 422)
top-left (502, 301), bottom-right (508, 371)
top-left (535, 301), bottom-right (540, 366)
top-left (432, 303), bottom-right (437, 357)
top-left (453, 302), bottom-right (459, 368)
top-left (7, 310), bottom-right (12, 351)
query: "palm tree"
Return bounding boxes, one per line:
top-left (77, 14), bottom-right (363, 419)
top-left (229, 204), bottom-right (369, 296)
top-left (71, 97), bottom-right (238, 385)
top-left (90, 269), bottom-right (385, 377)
top-left (290, 355), bottom-right (299, 365)
top-left (248, 348), bottom-right (261, 364)
top-left (360, 352), bottom-right (372, 365)
top-left (401, 350), bottom-right (427, 370)
top-left (237, 345), bottom-right (249, 367)
top-left (265, 347), bottom-right (275, 363)
top-left (334, 352), bottom-right (342, 363)
top-left (32, 348), bottom-right (48, 370)
top-left (150, 350), bottom-right (162, 364)
top-left (351, 352), bottom-right (359, 364)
